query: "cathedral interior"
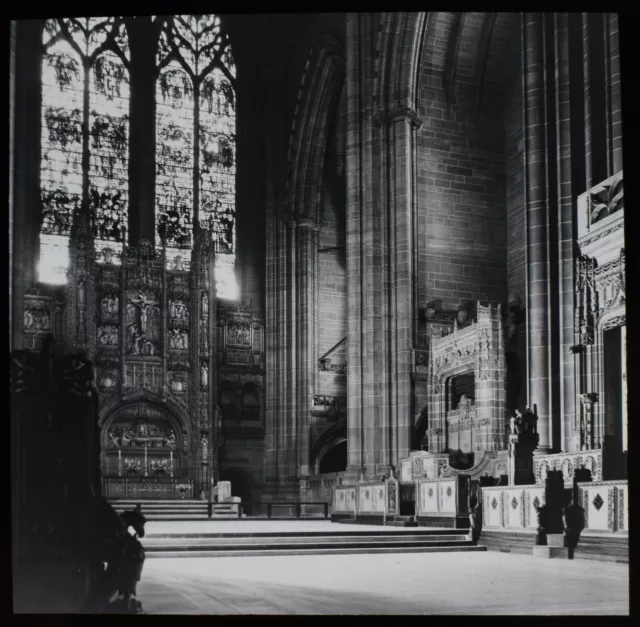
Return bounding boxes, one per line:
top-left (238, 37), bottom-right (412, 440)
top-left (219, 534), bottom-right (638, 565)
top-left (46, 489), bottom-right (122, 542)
top-left (10, 12), bottom-right (629, 615)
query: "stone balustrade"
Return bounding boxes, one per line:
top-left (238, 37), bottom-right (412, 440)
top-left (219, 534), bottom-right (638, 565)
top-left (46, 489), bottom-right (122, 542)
top-left (333, 484), bottom-right (357, 515)
top-left (480, 484), bottom-right (546, 530)
top-left (577, 480), bottom-right (628, 532)
top-left (479, 480), bottom-right (628, 533)
top-left (532, 450), bottom-right (602, 485)
top-left (332, 474), bottom-right (400, 518)
top-left (415, 477), bottom-right (462, 518)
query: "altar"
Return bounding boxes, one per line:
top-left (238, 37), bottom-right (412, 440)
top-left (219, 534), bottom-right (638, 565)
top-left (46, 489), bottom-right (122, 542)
top-left (102, 475), bottom-right (195, 500)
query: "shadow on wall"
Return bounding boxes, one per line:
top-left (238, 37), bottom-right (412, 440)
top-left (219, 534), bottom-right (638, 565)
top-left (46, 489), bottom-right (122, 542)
top-left (219, 467), bottom-right (256, 512)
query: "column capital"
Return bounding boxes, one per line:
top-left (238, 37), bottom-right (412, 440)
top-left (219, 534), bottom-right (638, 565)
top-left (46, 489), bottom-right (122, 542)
top-left (290, 217), bottom-right (321, 232)
top-left (373, 106), bottom-right (422, 130)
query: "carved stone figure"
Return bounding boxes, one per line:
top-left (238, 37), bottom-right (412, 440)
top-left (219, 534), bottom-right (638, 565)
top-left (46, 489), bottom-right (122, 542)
top-left (201, 292), bottom-right (208, 317)
top-left (164, 429), bottom-right (176, 449)
top-left (201, 363), bottom-right (208, 388)
top-left (77, 279), bottom-right (86, 307)
top-left (24, 308), bottom-right (34, 329)
top-left (200, 434), bottom-right (209, 460)
top-left (182, 431), bottom-right (188, 453)
top-left (180, 330), bottom-right (189, 350)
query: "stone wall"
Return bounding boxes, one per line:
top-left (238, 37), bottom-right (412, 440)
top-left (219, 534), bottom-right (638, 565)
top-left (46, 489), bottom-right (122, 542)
top-left (416, 13), bottom-right (512, 317)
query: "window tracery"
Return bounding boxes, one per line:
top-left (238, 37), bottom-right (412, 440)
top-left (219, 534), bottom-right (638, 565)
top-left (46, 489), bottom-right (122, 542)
top-left (155, 15), bottom-right (237, 298)
top-left (40, 17), bottom-right (129, 283)
top-left (39, 15), bottom-right (236, 298)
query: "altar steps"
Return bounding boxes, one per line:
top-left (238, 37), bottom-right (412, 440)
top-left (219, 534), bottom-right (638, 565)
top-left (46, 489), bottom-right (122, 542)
top-left (109, 499), bottom-right (210, 520)
top-left (336, 515), bottom-right (419, 527)
top-left (572, 533), bottom-right (629, 564)
top-left (141, 529), bottom-right (484, 558)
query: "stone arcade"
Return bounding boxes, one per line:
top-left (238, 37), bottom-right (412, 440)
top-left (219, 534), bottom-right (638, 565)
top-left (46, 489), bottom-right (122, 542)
top-left (10, 12), bottom-right (628, 614)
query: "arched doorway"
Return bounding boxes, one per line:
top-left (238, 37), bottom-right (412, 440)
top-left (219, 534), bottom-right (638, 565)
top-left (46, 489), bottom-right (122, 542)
top-left (99, 395), bottom-right (193, 499)
top-left (318, 440), bottom-right (347, 474)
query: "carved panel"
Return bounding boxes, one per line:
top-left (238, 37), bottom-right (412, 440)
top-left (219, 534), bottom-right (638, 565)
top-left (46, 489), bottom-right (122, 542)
top-left (168, 299), bottom-right (190, 330)
top-left (228, 349), bottom-right (251, 365)
top-left (98, 294), bottom-right (120, 325)
top-left (97, 369), bottom-right (119, 395)
top-left (168, 372), bottom-right (188, 395)
top-left (227, 318), bottom-right (251, 347)
top-left (107, 417), bottom-right (177, 450)
top-left (125, 291), bottom-right (161, 356)
top-left (97, 324), bottom-right (119, 347)
top-left (252, 324), bottom-right (262, 353)
top-left (168, 328), bottom-right (189, 351)
top-left (124, 362), bottom-right (163, 394)
top-left (168, 354), bottom-right (191, 372)
top-left (23, 298), bottom-right (52, 334)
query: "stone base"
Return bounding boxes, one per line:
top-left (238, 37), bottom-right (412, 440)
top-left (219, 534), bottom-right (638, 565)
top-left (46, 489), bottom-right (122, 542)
top-left (533, 545), bottom-right (569, 559)
top-left (546, 533), bottom-right (565, 547)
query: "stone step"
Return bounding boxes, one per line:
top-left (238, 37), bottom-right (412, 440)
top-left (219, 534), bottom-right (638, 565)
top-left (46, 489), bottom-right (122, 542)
top-left (108, 501), bottom-right (205, 506)
top-left (145, 528), bottom-right (467, 539)
top-left (143, 534), bottom-right (471, 546)
top-left (145, 544), bottom-right (486, 559)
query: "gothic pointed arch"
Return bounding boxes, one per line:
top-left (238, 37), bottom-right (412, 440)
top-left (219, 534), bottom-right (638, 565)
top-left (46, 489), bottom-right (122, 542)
top-left (98, 387), bottom-right (192, 438)
top-left (286, 32), bottom-right (345, 223)
top-left (373, 12), bottom-right (429, 113)
top-left (311, 418), bottom-right (346, 474)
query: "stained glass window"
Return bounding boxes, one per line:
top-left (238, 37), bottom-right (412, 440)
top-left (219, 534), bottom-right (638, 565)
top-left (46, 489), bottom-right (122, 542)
top-left (156, 15), bottom-right (237, 299)
top-left (40, 18), bottom-right (129, 284)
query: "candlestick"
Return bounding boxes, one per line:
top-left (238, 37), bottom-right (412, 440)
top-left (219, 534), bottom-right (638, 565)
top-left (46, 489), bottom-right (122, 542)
top-left (118, 448), bottom-right (122, 477)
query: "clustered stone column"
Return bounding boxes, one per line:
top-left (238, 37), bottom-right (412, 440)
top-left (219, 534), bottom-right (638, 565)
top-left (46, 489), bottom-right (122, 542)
top-left (522, 13), bottom-right (551, 454)
top-left (345, 11), bottom-right (421, 479)
top-left (295, 217), bottom-right (320, 478)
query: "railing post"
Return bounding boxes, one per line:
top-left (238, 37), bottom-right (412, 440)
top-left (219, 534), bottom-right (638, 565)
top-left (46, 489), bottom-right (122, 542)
top-left (207, 502), bottom-right (212, 518)
top-left (324, 502), bottom-right (329, 519)
top-left (267, 503), bottom-right (272, 519)
top-left (238, 503), bottom-right (242, 519)
top-left (296, 503), bottom-right (301, 519)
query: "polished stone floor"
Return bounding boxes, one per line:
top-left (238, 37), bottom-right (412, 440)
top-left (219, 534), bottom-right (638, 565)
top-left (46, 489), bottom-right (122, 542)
top-left (137, 543), bottom-right (629, 614)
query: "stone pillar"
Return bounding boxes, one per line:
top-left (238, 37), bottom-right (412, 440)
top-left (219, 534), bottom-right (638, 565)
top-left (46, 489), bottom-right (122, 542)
top-left (607, 14), bottom-right (623, 174)
top-left (522, 13), bottom-right (551, 453)
top-left (263, 59), bottom-right (291, 497)
top-left (295, 218), bottom-right (320, 478)
top-left (345, 14), bottom-right (421, 479)
top-left (344, 13), bottom-right (370, 479)
top-left (11, 20), bottom-right (43, 351)
top-left (554, 13), bottom-right (578, 452)
top-left (387, 107), bottom-right (421, 466)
